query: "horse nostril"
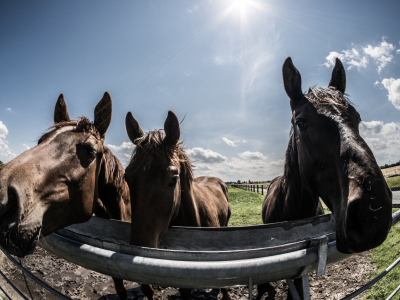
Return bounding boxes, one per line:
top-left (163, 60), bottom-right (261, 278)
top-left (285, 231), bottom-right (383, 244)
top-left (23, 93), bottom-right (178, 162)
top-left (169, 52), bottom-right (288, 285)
top-left (0, 187), bottom-right (21, 230)
top-left (8, 187), bottom-right (18, 203)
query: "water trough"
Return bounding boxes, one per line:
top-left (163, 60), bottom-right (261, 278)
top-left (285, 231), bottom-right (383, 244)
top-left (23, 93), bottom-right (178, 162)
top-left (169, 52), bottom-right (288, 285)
top-left (37, 210), bottom-right (400, 291)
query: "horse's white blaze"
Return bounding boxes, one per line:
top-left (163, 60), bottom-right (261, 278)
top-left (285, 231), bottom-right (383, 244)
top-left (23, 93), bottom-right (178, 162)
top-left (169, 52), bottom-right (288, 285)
top-left (45, 126), bottom-right (76, 143)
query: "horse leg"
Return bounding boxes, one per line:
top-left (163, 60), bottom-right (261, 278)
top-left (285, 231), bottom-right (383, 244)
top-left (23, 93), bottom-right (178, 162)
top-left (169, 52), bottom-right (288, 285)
top-left (179, 288), bottom-right (192, 300)
top-left (141, 284), bottom-right (154, 300)
top-left (220, 288), bottom-right (231, 300)
top-left (113, 277), bottom-right (127, 300)
top-left (256, 283), bottom-right (275, 300)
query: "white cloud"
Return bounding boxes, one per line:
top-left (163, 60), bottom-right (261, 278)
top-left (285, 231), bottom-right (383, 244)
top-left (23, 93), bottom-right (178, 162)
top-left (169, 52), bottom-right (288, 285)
top-left (6, 108), bottom-right (11, 112)
top-left (359, 120), bottom-right (400, 167)
top-left (187, 147), bottom-right (227, 163)
top-left (107, 141), bottom-right (135, 152)
top-left (324, 49), bottom-right (368, 70)
top-left (0, 121), bottom-right (8, 139)
top-left (360, 121), bottom-right (400, 136)
top-left (382, 78), bottom-right (400, 110)
top-left (364, 137), bottom-right (387, 151)
top-left (0, 121), bottom-right (15, 160)
top-left (270, 159), bottom-right (284, 166)
top-left (238, 151), bottom-right (266, 160)
top-left (323, 38), bottom-right (396, 73)
top-left (374, 81), bottom-right (380, 86)
top-left (222, 137), bottom-right (246, 147)
top-left (195, 163), bottom-right (213, 171)
top-left (22, 144), bottom-right (30, 150)
top-left (397, 49), bottom-right (400, 54)
top-left (363, 39), bottom-right (395, 73)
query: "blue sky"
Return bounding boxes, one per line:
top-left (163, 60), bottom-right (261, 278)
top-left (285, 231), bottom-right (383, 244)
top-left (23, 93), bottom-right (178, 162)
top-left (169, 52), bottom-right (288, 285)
top-left (1, 0), bottom-right (400, 181)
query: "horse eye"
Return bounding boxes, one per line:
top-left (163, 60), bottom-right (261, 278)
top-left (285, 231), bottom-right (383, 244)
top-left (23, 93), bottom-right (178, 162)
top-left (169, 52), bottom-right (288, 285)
top-left (296, 121), bottom-right (307, 131)
top-left (83, 143), bottom-right (96, 158)
top-left (168, 176), bottom-right (179, 187)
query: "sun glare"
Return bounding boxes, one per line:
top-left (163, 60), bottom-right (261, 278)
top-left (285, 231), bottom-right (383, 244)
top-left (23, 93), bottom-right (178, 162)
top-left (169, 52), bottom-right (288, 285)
top-left (235, 0), bottom-right (250, 10)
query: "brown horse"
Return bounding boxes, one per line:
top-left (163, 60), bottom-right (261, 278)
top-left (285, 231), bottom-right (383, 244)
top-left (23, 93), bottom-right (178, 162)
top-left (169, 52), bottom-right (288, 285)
top-left (123, 110), bottom-right (231, 300)
top-left (257, 57), bottom-right (392, 300)
top-left (0, 92), bottom-right (131, 298)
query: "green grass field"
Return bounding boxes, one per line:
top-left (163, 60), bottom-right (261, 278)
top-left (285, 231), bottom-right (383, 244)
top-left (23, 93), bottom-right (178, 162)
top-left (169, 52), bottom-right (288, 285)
top-left (228, 183), bottom-right (400, 299)
top-left (386, 176), bottom-right (400, 188)
top-left (365, 209), bottom-right (400, 299)
top-left (227, 186), bottom-right (264, 226)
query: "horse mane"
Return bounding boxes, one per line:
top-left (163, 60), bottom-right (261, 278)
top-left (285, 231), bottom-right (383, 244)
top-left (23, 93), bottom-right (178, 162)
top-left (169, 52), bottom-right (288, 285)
top-left (102, 146), bottom-right (128, 193)
top-left (130, 130), bottom-right (194, 182)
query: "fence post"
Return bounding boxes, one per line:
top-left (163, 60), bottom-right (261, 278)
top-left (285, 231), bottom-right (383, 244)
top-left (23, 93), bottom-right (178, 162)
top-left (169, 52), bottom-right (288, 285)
top-left (257, 185), bottom-right (259, 193)
top-left (261, 185), bottom-right (264, 195)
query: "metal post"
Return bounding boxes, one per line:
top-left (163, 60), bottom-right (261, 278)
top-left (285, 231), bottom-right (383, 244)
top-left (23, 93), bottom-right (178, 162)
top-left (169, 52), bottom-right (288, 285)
top-left (286, 279), bottom-right (301, 300)
top-left (248, 276), bottom-right (252, 300)
top-left (301, 274), bottom-right (311, 300)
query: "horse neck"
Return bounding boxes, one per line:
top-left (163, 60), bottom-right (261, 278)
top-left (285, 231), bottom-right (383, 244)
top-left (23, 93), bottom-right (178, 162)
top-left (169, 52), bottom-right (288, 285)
top-left (278, 134), bottom-right (321, 220)
top-left (96, 148), bottom-right (131, 222)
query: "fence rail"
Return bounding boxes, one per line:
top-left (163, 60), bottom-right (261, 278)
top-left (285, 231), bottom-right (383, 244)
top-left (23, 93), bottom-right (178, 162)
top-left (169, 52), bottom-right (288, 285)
top-left (231, 184), bottom-right (267, 195)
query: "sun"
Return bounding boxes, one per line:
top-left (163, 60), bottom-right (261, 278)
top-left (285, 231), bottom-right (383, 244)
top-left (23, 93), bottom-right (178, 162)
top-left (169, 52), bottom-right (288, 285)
top-left (233, 0), bottom-right (252, 13)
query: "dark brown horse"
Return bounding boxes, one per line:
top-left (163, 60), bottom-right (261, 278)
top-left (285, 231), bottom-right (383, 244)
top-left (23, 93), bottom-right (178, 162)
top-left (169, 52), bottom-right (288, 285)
top-left (123, 110), bottom-right (231, 300)
top-left (257, 57), bottom-right (392, 299)
top-left (0, 92), bottom-right (131, 298)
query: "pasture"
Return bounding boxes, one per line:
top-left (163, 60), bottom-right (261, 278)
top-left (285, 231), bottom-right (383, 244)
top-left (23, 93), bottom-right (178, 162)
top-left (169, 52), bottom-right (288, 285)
top-left (228, 180), bottom-right (400, 300)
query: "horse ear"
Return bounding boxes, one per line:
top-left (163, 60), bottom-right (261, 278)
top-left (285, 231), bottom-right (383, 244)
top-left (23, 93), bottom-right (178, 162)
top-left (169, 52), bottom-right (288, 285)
top-left (54, 94), bottom-right (70, 123)
top-left (94, 92), bottom-right (112, 138)
top-left (125, 111), bottom-right (144, 142)
top-left (282, 57), bottom-right (303, 110)
top-left (328, 58), bottom-right (346, 93)
top-left (164, 111), bottom-right (180, 145)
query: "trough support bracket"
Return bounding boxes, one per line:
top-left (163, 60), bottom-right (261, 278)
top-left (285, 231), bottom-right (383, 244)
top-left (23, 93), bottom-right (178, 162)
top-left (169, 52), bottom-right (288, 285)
top-left (314, 235), bottom-right (329, 276)
top-left (299, 235), bottom-right (329, 277)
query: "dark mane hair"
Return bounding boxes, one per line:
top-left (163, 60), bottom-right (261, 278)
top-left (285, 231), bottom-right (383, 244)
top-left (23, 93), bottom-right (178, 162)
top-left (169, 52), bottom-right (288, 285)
top-left (129, 130), bottom-right (193, 182)
top-left (102, 146), bottom-right (128, 192)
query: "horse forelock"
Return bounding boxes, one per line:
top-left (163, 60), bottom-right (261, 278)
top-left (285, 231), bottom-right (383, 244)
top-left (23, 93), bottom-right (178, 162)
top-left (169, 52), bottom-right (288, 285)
top-left (129, 130), bottom-right (193, 181)
top-left (42, 117), bottom-right (100, 141)
top-left (305, 87), bottom-right (354, 119)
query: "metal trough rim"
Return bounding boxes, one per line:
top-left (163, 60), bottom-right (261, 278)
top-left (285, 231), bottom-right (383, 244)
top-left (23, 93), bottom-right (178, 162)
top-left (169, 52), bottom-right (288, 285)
top-left (38, 210), bottom-right (400, 289)
top-left (39, 234), bottom-right (345, 288)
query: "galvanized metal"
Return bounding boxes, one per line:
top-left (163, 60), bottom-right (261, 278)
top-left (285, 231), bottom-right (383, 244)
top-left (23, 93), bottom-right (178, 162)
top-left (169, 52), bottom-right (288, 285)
top-left (37, 208), bottom-right (400, 293)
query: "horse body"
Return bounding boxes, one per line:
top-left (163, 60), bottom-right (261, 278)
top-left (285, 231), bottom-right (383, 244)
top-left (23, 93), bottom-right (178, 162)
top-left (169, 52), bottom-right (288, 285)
top-left (171, 176), bottom-right (230, 227)
top-left (0, 92), bottom-right (131, 297)
top-left (124, 111), bottom-right (231, 300)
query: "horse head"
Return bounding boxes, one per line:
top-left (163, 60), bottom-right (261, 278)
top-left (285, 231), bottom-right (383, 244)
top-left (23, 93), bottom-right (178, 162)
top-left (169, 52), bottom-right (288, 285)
top-left (125, 111), bottom-right (189, 248)
top-left (282, 57), bottom-right (392, 253)
top-left (0, 92), bottom-right (112, 256)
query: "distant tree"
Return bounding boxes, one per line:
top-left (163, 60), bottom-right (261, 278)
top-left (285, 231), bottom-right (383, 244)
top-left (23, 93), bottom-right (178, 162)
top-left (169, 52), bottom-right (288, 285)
top-left (237, 180), bottom-right (241, 184)
top-left (0, 161), bottom-right (3, 168)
